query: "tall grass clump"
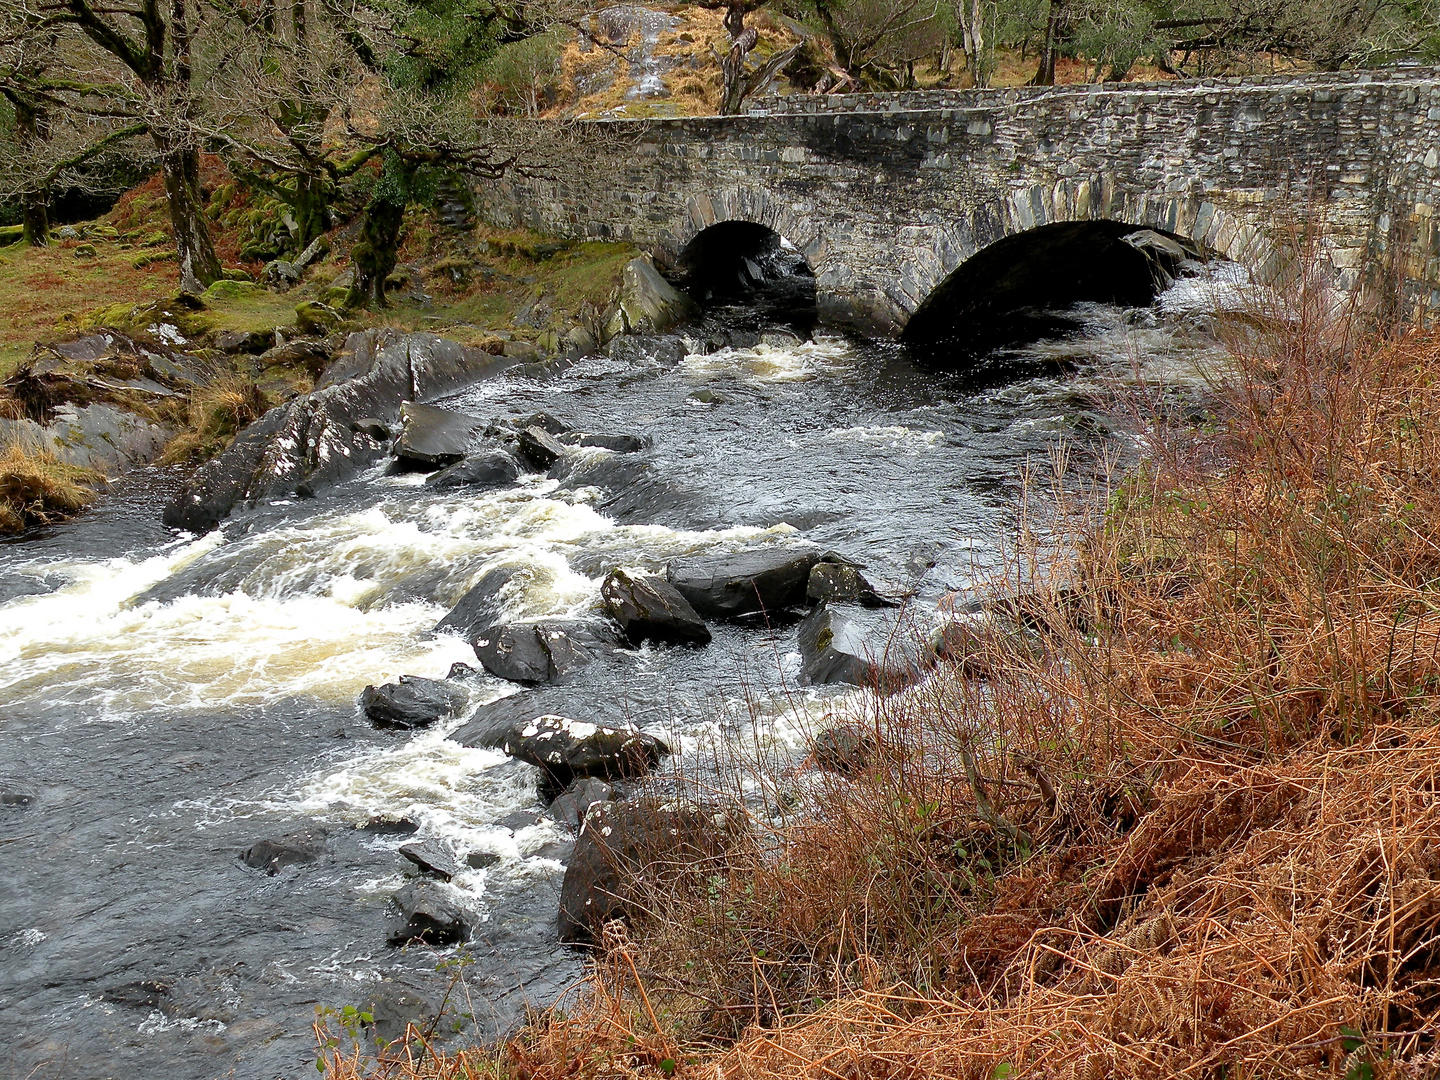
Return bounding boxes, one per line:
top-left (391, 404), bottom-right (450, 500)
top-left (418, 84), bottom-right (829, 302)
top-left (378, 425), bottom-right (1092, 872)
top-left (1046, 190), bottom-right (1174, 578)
top-left (0, 442), bottom-right (99, 532)
top-left (162, 378), bottom-right (271, 464)
top-left (323, 258), bottom-right (1440, 1078)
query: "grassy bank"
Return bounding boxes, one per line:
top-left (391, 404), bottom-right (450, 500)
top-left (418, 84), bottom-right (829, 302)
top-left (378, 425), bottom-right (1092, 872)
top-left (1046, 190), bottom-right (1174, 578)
top-left (317, 277), bottom-right (1440, 1077)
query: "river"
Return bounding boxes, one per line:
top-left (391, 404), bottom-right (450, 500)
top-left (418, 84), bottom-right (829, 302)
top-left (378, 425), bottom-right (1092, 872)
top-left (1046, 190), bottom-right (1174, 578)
top-left (0, 268), bottom-right (1242, 1079)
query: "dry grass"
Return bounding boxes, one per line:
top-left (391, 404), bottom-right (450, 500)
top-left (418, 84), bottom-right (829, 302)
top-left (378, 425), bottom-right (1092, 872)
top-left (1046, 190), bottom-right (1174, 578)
top-left (161, 378), bottom-right (273, 464)
top-left (0, 442), bottom-right (99, 532)
top-left (321, 265), bottom-right (1440, 1078)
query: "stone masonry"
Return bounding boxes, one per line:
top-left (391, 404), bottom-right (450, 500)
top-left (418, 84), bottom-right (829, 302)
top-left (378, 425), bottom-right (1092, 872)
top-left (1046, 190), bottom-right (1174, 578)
top-left (479, 68), bottom-right (1440, 334)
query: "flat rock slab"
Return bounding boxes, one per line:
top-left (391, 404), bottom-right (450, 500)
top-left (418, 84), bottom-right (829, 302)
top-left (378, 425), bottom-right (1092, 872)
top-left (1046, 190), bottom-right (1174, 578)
top-left (360, 675), bottom-right (468, 729)
top-left (394, 402), bottom-right (487, 467)
top-left (601, 568), bottom-right (711, 647)
top-left (667, 545), bottom-right (822, 619)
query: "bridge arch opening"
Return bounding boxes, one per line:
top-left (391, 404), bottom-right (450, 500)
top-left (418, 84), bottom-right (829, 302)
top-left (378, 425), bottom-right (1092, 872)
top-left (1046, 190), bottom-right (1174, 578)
top-left (902, 220), bottom-right (1202, 364)
top-left (674, 221), bottom-right (817, 334)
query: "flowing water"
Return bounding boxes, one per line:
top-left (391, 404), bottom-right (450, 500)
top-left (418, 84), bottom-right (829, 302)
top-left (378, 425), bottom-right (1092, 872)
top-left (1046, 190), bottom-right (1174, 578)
top-left (0, 269), bottom-right (1245, 1079)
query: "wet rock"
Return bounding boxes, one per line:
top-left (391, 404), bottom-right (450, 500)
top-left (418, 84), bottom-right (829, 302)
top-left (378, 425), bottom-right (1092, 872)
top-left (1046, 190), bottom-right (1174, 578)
top-left (447, 661), bottom-right (478, 679)
top-left (240, 828), bottom-right (326, 875)
top-left (360, 816), bottom-right (420, 836)
top-left (667, 545), bottom-right (822, 620)
top-left (465, 851), bottom-right (500, 870)
top-left (467, 712), bottom-right (668, 790)
top-left (517, 426), bottom-right (566, 471)
top-left (807, 557), bottom-right (893, 607)
top-left (388, 881), bottom-right (469, 946)
top-left (360, 675), bottom-right (467, 730)
top-left (558, 801), bottom-right (737, 944)
top-left (394, 402), bottom-right (488, 468)
top-left (399, 840), bottom-right (464, 880)
top-left (1, 788), bottom-right (37, 808)
top-left (535, 839), bottom-right (575, 863)
top-left (473, 621), bottom-right (622, 685)
top-left (605, 258), bottom-right (698, 337)
top-left (101, 980), bottom-right (171, 1009)
top-left (164, 329), bottom-right (516, 532)
top-left (813, 727), bottom-right (878, 775)
top-left (601, 569), bottom-right (710, 647)
top-left (216, 328), bottom-right (272, 354)
top-left (496, 809), bottom-right (544, 831)
top-left (360, 980), bottom-right (444, 1045)
top-left (549, 777), bottom-right (615, 830)
top-left (353, 417), bottom-right (390, 442)
top-left (424, 449), bottom-right (521, 492)
top-left (434, 566), bottom-right (528, 644)
top-left (516, 411), bottom-right (568, 435)
top-left (558, 431), bottom-right (648, 453)
top-left (796, 602), bottom-right (928, 692)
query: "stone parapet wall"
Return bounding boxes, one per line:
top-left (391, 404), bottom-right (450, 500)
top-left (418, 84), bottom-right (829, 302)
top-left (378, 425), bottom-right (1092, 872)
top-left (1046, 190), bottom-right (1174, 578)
top-left (479, 71), bottom-right (1440, 333)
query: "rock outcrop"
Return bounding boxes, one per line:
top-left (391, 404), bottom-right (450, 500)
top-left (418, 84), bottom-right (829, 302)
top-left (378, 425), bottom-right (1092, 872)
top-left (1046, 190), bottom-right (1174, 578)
top-left (666, 545), bottom-right (821, 619)
top-left (163, 329), bottom-right (515, 532)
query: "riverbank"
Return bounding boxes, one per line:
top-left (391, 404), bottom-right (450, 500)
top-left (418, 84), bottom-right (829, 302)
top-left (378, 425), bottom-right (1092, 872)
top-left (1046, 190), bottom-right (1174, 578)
top-left (317, 288), bottom-right (1440, 1076)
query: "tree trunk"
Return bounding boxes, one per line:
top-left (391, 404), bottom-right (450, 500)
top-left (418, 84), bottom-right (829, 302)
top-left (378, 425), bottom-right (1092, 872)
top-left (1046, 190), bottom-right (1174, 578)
top-left (348, 196), bottom-right (403, 308)
top-left (155, 134), bottom-right (223, 292)
top-left (957, 0), bottom-right (989, 88)
top-left (292, 168), bottom-right (331, 250)
top-left (13, 100), bottom-right (50, 246)
top-left (1030, 0), bottom-right (1065, 85)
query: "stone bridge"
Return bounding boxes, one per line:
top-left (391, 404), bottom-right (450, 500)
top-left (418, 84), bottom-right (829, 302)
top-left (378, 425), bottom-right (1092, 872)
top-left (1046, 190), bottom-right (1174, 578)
top-left (479, 68), bottom-right (1440, 337)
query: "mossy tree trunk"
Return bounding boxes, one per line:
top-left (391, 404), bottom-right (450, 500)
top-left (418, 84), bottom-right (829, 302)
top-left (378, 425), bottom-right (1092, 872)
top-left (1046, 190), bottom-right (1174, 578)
top-left (155, 135), bottom-right (223, 293)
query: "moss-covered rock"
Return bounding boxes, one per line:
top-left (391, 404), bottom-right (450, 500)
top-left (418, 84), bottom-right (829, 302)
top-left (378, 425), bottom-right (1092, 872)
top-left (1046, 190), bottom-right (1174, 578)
top-left (294, 301), bottom-right (342, 336)
top-left (202, 280), bottom-right (265, 303)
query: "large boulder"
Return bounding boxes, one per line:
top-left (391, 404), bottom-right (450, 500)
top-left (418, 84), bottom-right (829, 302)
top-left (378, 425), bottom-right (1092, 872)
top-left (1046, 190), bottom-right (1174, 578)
top-left (399, 839), bottom-right (464, 880)
top-left (796, 602), bottom-right (930, 692)
top-left (434, 566), bottom-right (529, 644)
top-left (517, 425), bottom-right (566, 471)
top-left (0, 403), bottom-right (171, 476)
top-left (601, 569), bottom-right (711, 647)
top-left (388, 881), bottom-right (469, 946)
top-left (393, 402), bottom-right (488, 468)
top-left (164, 329), bottom-right (516, 532)
top-left (558, 800), bottom-right (737, 944)
top-left (605, 259), bottom-right (699, 337)
top-left (473, 621), bottom-right (622, 685)
top-left (807, 556), bottom-right (893, 607)
top-left (360, 675), bottom-right (468, 730)
top-left (453, 699), bottom-right (668, 788)
top-left (424, 450), bottom-right (521, 491)
top-left (666, 545), bottom-right (822, 620)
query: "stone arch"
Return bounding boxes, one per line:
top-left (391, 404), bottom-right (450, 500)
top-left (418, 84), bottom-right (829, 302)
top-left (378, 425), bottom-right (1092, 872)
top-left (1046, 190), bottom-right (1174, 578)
top-left (894, 180), bottom-right (1281, 334)
top-left (659, 187), bottom-right (830, 278)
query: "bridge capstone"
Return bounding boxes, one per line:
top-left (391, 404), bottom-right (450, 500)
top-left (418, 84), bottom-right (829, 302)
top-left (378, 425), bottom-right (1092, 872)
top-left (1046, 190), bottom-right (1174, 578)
top-left (479, 70), bottom-right (1440, 333)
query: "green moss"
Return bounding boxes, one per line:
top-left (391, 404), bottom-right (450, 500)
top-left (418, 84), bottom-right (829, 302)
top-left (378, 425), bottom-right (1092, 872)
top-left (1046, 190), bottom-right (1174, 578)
top-left (203, 280), bottom-right (265, 302)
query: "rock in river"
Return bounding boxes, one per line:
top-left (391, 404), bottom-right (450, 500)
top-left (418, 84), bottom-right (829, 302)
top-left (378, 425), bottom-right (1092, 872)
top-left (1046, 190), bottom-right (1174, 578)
top-left (667, 545), bottom-right (821, 620)
top-left (473, 621), bottom-right (622, 685)
top-left (240, 829), bottom-right (326, 875)
top-left (433, 565), bottom-right (530, 644)
top-left (517, 425), bottom-right (566, 471)
top-left (424, 449), bottom-right (521, 491)
top-left (558, 800), bottom-right (737, 944)
top-left (360, 675), bottom-right (467, 729)
top-left (399, 839), bottom-right (465, 880)
top-left (393, 402), bottom-right (489, 468)
top-left (388, 881), bottom-right (469, 946)
top-left (796, 602), bottom-right (929, 692)
top-left (548, 777), bottom-right (616, 830)
top-left (601, 568), bottom-right (711, 647)
top-left (466, 712), bottom-right (668, 786)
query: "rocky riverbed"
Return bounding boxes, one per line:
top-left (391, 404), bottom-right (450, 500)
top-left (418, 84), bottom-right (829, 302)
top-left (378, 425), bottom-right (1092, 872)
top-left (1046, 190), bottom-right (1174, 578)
top-left (0, 263), bottom-right (1246, 1078)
